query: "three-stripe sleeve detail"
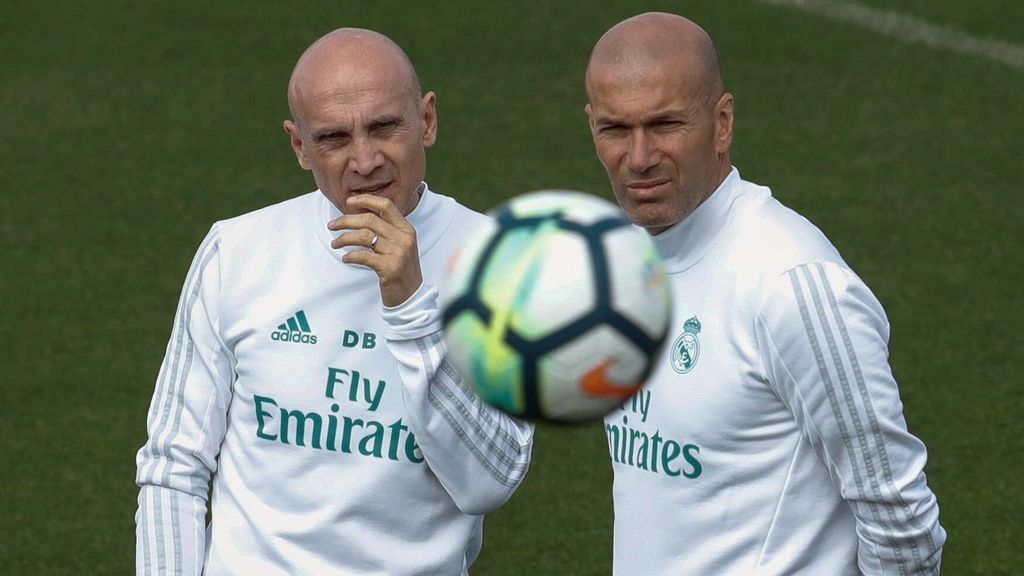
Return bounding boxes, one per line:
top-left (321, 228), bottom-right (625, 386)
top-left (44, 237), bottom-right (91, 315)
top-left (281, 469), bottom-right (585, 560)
top-left (417, 333), bottom-right (530, 487)
top-left (789, 264), bottom-right (918, 575)
top-left (139, 228), bottom-right (220, 575)
top-left (141, 228), bottom-right (220, 483)
top-left (814, 263), bottom-right (939, 571)
top-left (139, 487), bottom-right (205, 575)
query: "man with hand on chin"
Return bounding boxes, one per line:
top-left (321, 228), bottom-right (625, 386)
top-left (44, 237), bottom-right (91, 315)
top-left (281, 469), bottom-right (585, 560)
top-left (136, 28), bottom-right (533, 576)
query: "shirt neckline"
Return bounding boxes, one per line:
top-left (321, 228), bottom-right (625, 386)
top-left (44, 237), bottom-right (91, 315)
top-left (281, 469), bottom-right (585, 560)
top-left (650, 167), bottom-right (742, 274)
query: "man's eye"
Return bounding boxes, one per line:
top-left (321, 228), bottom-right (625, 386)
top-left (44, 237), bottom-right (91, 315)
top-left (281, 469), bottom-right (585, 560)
top-left (320, 133), bottom-right (349, 145)
top-left (371, 121), bottom-right (400, 136)
top-left (600, 125), bottom-right (627, 136)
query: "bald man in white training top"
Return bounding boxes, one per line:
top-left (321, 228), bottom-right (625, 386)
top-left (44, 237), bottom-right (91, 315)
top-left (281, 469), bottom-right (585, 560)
top-left (585, 12), bottom-right (944, 575)
top-left (135, 28), bottom-right (533, 576)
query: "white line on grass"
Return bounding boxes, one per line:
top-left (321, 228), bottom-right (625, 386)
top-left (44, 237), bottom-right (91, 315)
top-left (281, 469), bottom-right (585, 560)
top-left (755, 0), bottom-right (1024, 69)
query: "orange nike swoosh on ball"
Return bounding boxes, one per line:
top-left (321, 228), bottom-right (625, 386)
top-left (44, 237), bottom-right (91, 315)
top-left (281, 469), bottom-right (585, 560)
top-left (581, 359), bottom-right (642, 397)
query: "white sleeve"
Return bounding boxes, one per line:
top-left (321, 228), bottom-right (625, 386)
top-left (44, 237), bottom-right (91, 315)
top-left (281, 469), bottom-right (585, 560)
top-left (135, 225), bottom-right (234, 575)
top-left (754, 261), bottom-right (945, 575)
top-left (383, 282), bottom-right (534, 516)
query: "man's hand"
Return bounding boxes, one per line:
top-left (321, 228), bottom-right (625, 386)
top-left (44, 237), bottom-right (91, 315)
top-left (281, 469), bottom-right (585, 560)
top-left (328, 194), bottom-right (423, 307)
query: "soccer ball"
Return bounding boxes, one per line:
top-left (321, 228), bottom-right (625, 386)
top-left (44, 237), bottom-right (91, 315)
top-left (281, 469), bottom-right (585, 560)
top-left (441, 190), bottom-right (672, 423)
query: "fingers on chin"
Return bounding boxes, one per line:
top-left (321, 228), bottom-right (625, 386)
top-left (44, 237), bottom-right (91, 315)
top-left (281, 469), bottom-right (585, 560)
top-left (348, 194), bottom-right (391, 213)
top-left (342, 250), bottom-right (386, 267)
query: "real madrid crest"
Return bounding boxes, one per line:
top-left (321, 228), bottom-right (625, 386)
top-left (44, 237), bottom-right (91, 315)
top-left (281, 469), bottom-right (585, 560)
top-left (670, 316), bottom-right (702, 374)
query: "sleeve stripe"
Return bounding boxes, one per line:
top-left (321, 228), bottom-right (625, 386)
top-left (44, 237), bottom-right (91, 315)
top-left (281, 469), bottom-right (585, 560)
top-left (439, 360), bottom-right (526, 454)
top-left (140, 229), bottom-right (220, 486)
top-left (423, 332), bottom-right (526, 455)
top-left (435, 362), bottom-right (531, 473)
top-left (430, 372), bottom-right (529, 486)
top-left (139, 486), bottom-right (201, 576)
top-left (153, 483), bottom-right (168, 573)
top-left (193, 495), bottom-right (205, 576)
top-left (161, 236), bottom-right (220, 484)
top-left (426, 359), bottom-right (530, 484)
top-left (141, 228), bottom-right (218, 480)
top-left (814, 263), bottom-right (940, 569)
top-left (144, 229), bottom-right (218, 437)
top-left (171, 488), bottom-right (183, 574)
top-left (140, 488), bottom-right (153, 574)
top-left (417, 335), bottom-right (529, 486)
top-left (802, 264), bottom-right (921, 571)
top-left (788, 266), bottom-right (911, 574)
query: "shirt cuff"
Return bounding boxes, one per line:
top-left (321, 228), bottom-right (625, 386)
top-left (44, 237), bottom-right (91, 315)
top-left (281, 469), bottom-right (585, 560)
top-left (381, 282), bottom-right (442, 341)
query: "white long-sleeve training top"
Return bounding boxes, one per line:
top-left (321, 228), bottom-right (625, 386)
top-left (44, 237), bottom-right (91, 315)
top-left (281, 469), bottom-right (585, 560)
top-left (135, 185), bottom-right (534, 576)
top-left (606, 169), bottom-right (945, 575)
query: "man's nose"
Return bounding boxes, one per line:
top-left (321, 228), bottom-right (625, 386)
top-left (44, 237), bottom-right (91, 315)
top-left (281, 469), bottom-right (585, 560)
top-left (627, 129), bottom-right (658, 173)
top-left (349, 138), bottom-right (381, 175)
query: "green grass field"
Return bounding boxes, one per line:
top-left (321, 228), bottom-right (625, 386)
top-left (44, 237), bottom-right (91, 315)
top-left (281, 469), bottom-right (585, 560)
top-left (1, 1), bottom-right (1021, 574)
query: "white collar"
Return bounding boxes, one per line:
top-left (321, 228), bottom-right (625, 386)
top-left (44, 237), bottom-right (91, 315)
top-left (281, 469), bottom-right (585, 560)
top-left (649, 167), bottom-right (742, 273)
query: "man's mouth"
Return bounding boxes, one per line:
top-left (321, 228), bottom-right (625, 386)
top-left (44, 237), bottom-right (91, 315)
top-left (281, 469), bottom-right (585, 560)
top-left (626, 178), bottom-right (670, 193)
top-left (350, 181), bottom-right (391, 194)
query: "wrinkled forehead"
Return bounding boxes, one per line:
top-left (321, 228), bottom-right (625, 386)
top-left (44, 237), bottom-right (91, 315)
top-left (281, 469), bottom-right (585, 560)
top-left (300, 60), bottom-right (405, 100)
top-left (300, 92), bottom-right (416, 140)
top-left (589, 60), bottom-right (697, 108)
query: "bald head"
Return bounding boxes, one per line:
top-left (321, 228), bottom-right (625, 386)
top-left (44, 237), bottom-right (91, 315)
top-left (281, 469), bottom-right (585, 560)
top-left (281, 28), bottom-right (438, 218)
top-left (287, 28), bottom-right (422, 126)
top-left (584, 13), bottom-right (734, 234)
top-left (586, 12), bottom-right (723, 106)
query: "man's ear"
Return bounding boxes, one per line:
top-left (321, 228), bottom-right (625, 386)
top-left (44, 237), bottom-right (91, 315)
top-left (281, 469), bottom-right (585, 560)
top-left (714, 93), bottom-right (734, 155)
top-left (420, 91), bottom-right (438, 148)
top-left (283, 119), bottom-right (311, 170)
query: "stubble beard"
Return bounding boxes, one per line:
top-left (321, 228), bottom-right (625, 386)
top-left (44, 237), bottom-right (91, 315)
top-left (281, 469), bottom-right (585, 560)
top-left (613, 182), bottom-right (689, 236)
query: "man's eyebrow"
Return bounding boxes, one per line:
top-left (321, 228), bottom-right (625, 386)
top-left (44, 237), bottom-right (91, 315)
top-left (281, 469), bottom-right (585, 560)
top-left (646, 108), bottom-right (694, 122)
top-left (593, 108), bottom-right (693, 126)
top-left (593, 114), bottom-right (626, 126)
top-left (370, 114), bottom-right (404, 126)
top-left (312, 127), bottom-right (349, 142)
top-left (311, 114), bottom-right (405, 141)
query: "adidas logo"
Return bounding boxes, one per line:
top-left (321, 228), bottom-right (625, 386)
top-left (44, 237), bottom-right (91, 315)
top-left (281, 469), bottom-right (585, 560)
top-left (270, 310), bottom-right (318, 345)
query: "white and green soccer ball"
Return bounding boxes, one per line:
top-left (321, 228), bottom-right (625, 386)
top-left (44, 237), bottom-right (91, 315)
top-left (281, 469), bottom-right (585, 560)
top-left (441, 190), bottom-right (672, 423)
